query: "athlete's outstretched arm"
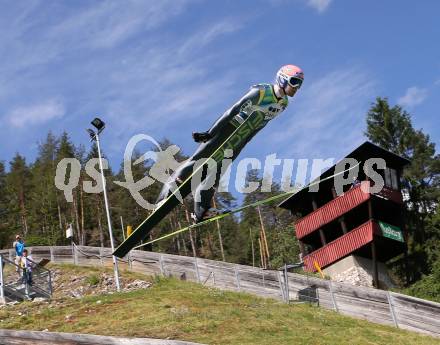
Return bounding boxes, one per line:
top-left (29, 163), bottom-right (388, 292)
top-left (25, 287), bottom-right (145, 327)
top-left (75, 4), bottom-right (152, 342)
top-left (207, 87), bottom-right (261, 137)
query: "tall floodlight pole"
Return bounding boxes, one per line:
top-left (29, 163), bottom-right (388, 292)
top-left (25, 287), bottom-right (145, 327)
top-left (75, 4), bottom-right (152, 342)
top-left (87, 117), bottom-right (121, 292)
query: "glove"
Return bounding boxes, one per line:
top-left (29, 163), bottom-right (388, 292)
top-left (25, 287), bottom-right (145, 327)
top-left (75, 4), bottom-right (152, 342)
top-left (192, 131), bottom-right (212, 143)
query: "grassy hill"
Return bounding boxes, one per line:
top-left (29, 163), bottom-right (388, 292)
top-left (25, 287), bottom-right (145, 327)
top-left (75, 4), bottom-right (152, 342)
top-left (0, 264), bottom-right (438, 345)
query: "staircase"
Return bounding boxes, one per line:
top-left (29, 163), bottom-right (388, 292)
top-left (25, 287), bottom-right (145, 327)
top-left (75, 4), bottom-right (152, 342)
top-left (0, 255), bottom-right (52, 303)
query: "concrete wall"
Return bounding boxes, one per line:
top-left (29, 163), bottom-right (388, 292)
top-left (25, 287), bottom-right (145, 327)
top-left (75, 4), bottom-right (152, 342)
top-left (322, 255), bottom-right (396, 288)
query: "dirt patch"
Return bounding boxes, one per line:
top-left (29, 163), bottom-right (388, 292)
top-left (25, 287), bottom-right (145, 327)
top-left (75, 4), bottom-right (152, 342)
top-left (50, 267), bottom-right (152, 299)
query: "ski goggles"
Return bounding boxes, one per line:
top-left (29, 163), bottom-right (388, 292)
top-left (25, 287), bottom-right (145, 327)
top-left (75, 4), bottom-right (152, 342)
top-left (288, 77), bottom-right (303, 89)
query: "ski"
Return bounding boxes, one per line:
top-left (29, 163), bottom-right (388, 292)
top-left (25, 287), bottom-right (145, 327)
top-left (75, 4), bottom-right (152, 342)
top-left (113, 114), bottom-right (255, 258)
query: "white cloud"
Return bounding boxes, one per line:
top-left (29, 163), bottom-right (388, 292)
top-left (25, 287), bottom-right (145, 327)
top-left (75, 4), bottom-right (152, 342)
top-left (178, 20), bottom-right (243, 56)
top-left (0, 0), bottom-right (193, 83)
top-left (269, 0), bottom-right (333, 13)
top-left (397, 86), bottom-right (428, 107)
top-left (7, 100), bottom-right (65, 128)
top-left (48, 0), bottom-right (192, 49)
top-left (306, 0), bottom-right (332, 13)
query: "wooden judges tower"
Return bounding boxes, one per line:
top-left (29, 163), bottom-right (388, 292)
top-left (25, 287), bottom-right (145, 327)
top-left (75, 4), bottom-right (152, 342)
top-left (279, 141), bottom-right (410, 288)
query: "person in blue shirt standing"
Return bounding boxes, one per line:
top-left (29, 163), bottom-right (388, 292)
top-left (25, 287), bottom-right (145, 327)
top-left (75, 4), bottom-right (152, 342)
top-left (13, 234), bottom-right (25, 274)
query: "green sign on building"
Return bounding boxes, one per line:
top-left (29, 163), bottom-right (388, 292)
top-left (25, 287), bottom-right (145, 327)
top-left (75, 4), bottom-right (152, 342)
top-left (378, 221), bottom-right (404, 242)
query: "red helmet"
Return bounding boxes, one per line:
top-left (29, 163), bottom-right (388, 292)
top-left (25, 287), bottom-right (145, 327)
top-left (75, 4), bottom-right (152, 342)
top-left (276, 65), bottom-right (304, 89)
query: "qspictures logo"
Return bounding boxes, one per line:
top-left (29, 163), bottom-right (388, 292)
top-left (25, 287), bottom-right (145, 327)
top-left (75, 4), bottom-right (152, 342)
top-left (54, 133), bottom-right (387, 210)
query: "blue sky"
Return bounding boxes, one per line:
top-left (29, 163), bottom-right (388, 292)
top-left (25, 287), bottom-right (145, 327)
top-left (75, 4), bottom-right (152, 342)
top-left (1, 0), bottom-right (439, 181)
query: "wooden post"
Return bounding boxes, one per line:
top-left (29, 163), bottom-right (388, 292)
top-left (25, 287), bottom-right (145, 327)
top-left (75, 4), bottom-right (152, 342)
top-left (257, 206), bottom-right (270, 264)
top-left (283, 265), bottom-right (290, 303)
top-left (331, 188), bottom-right (347, 234)
top-left (120, 216), bottom-right (125, 241)
top-left (367, 198), bottom-right (379, 288)
top-left (312, 199), bottom-right (326, 246)
top-left (234, 265), bottom-right (241, 291)
top-left (71, 242), bottom-right (75, 265)
top-left (177, 218), bottom-right (188, 256)
top-left (72, 243), bottom-right (77, 265)
top-left (184, 207), bottom-right (198, 258)
top-left (48, 270), bottom-right (53, 296)
top-left (368, 199), bottom-right (374, 219)
top-left (250, 228), bottom-right (255, 267)
top-left (159, 254), bottom-right (165, 276)
top-left (328, 280), bottom-right (339, 312)
top-left (258, 237), bottom-right (265, 269)
top-left (404, 246), bottom-right (410, 285)
top-left (0, 255), bottom-right (5, 304)
top-left (340, 219), bottom-right (348, 234)
top-left (213, 198), bottom-right (226, 261)
top-left (278, 271), bottom-right (286, 301)
top-left (175, 236), bottom-right (181, 255)
top-left (50, 247), bottom-right (54, 263)
top-left (299, 241), bottom-right (306, 256)
top-left (319, 230), bottom-right (327, 246)
top-left (401, 208), bottom-right (410, 285)
top-left (371, 240), bottom-right (379, 288)
top-left (386, 291), bottom-right (399, 328)
top-left (74, 244), bottom-right (78, 265)
top-left (194, 257), bottom-right (201, 283)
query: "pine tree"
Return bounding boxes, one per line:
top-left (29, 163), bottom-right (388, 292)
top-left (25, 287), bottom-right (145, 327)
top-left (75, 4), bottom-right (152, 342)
top-left (365, 97), bottom-right (440, 282)
top-left (75, 144), bottom-right (87, 245)
top-left (6, 154), bottom-right (32, 237)
top-left (27, 132), bottom-right (60, 245)
top-left (54, 132), bottom-right (78, 244)
top-left (366, 98), bottom-right (414, 155)
top-left (0, 161), bottom-right (10, 248)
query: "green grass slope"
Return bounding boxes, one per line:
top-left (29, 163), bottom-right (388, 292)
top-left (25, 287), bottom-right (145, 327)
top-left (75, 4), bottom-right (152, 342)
top-left (0, 264), bottom-right (438, 345)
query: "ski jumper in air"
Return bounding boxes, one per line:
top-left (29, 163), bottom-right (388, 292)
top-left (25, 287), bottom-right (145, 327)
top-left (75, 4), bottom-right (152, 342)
top-left (113, 64), bottom-right (304, 258)
top-left (157, 64), bottom-right (304, 222)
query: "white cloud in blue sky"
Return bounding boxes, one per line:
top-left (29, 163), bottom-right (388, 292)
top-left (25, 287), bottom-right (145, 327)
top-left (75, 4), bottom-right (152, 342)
top-left (306, 0), bottom-right (333, 13)
top-left (0, 1), bottom-right (439, 171)
top-left (397, 87), bottom-right (428, 108)
top-left (271, 0), bottom-right (332, 13)
top-left (7, 99), bottom-right (65, 128)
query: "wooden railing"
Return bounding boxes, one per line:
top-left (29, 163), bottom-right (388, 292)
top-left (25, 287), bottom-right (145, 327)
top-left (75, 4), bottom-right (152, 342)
top-left (295, 182), bottom-right (371, 239)
top-left (302, 220), bottom-right (374, 271)
top-left (1, 246), bottom-right (439, 338)
top-left (295, 182), bottom-right (403, 239)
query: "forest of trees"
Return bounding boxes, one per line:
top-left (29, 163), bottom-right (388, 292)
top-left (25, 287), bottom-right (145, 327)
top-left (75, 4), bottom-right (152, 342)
top-left (0, 97), bottom-right (438, 295)
top-left (0, 131), bottom-right (298, 269)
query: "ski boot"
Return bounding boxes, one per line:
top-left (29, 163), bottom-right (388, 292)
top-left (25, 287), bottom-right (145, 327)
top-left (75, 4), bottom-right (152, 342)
top-left (190, 208), bottom-right (230, 223)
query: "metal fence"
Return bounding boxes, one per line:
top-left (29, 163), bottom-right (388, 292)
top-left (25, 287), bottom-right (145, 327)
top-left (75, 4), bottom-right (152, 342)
top-left (1, 246), bottom-right (439, 338)
top-left (0, 255), bottom-right (52, 303)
